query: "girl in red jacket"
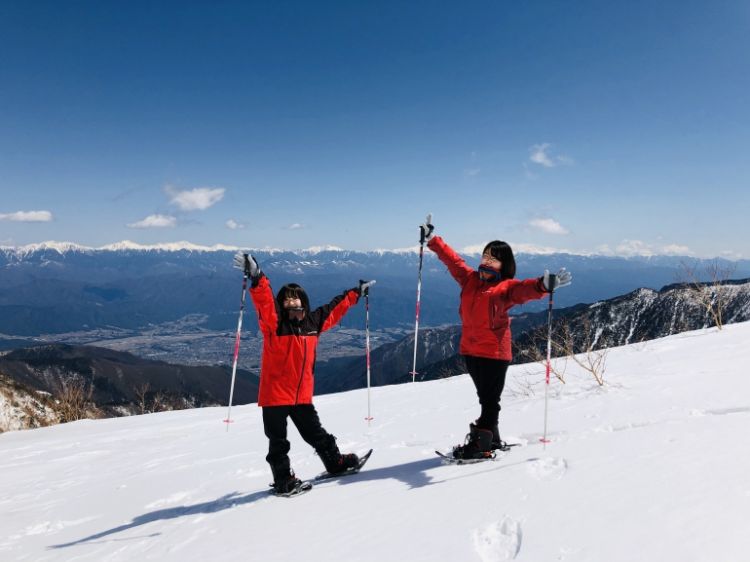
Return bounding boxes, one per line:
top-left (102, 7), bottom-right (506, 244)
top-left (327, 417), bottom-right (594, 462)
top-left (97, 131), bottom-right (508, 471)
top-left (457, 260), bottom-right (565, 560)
top-left (422, 222), bottom-right (572, 459)
top-left (234, 252), bottom-right (373, 493)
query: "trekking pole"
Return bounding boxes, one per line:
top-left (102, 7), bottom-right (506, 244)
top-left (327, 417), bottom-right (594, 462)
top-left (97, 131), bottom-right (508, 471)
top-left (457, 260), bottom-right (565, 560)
top-left (224, 263), bottom-right (249, 431)
top-left (362, 279), bottom-right (377, 424)
top-left (410, 213), bottom-right (432, 383)
top-left (541, 274), bottom-right (556, 447)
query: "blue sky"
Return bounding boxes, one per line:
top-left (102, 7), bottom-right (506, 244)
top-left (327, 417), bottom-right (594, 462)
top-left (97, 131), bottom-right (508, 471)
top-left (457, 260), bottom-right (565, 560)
top-left (1, 1), bottom-right (748, 257)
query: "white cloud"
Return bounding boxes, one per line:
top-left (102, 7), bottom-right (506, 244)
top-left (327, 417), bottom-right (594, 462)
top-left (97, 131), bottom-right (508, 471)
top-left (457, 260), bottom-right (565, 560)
top-left (529, 144), bottom-right (555, 167)
top-left (0, 210), bottom-right (53, 222)
top-left (127, 214), bottom-right (177, 229)
top-left (529, 143), bottom-right (572, 168)
top-left (661, 244), bottom-right (693, 256)
top-left (166, 186), bottom-right (225, 211)
top-left (529, 218), bottom-right (570, 235)
top-left (464, 168), bottom-right (481, 177)
top-left (226, 219), bottom-right (244, 230)
top-left (285, 223), bottom-right (306, 230)
top-left (616, 240), bottom-right (655, 257)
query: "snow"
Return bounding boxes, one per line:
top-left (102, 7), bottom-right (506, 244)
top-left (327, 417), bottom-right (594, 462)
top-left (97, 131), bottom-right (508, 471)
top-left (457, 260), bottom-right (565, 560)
top-left (0, 386), bottom-right (57, 432)
top-left (2, 241), bottom-right (94, 257)
top-left (98, 240), bottom-right (243, 252)
top-left (2, 323), bottom-right (750, 561)
top-left (299, 245), bottom-right (346, 254)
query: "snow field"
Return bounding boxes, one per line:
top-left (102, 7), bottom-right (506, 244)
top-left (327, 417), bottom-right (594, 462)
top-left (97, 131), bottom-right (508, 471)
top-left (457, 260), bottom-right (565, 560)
top-left (1, 323), bottom-right (750, 561)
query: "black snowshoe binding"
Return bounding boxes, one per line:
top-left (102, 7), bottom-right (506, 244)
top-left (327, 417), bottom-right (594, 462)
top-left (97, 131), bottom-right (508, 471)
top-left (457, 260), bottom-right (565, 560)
top-left (317, 435), bottom-right (360, 475)
top-left (490, 425), bottom-right (513, 452)
top-left (269, 473), bottom-right (312, 497)
top-left (269, 462), bottom-right (312, 497)
top-left (272, 473), bottom-right (302, 493)
top-left (451, 424), bottom-right (496, 460)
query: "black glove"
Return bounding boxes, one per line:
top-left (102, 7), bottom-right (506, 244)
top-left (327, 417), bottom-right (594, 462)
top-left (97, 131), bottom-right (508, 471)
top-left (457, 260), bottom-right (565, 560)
top-left (233, 251), bottom-right (261, 282)
top-left (419, 213), bottom-right (434, 244)
top-left (357, 279), bottom-right (376, 296)
top-left (420, 222), bottom-right (434, 244)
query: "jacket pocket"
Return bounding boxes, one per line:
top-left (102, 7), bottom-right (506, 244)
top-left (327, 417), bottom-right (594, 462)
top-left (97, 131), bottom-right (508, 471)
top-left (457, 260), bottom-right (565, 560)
top-left (489, 301), bottom-right (509, 331)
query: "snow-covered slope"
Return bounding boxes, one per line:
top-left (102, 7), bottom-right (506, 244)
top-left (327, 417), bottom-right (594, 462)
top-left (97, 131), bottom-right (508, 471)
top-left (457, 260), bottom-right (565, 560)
top-left (1, 323), bottom-right (749, 561)
top-left (0, 377), bottom-right (57, 432)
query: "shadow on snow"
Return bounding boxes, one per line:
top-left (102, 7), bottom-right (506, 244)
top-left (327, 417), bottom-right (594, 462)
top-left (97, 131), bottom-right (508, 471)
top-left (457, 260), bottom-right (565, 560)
top-left (49, 454), bottom-right (536, 550)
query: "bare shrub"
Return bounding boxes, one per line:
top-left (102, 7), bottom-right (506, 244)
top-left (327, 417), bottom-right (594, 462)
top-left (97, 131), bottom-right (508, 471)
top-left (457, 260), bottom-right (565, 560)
top-left (680, 260), bottom-right (737, 330)
top-left (56, 374), bottom-right (97, 423)
top-left (134, 382), bottom-right (151, 414)
top-left (515, 327), bottom-right (568, 384)
top-left (558, 319), bottom-right (608, 386)
top-left (150, 391), bottom-right (168, 412)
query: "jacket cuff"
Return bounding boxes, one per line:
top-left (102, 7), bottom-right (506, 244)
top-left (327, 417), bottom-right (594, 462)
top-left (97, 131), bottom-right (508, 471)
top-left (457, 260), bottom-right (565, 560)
top-left (537, 277), bottom-right (549, 293)
top-left (250, 272), bottom-right (266, 290)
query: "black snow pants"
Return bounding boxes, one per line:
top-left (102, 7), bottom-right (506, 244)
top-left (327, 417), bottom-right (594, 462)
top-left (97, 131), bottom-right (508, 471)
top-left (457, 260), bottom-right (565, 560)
top-left (464, 355), bottom-right (510, 430)
top-left (262, 404), bottom-right (336, 478)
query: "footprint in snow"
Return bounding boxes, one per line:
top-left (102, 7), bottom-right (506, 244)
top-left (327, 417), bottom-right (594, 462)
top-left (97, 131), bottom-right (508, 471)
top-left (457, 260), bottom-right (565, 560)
top-left (527, 457), bottom-right (567, 480)
top-left (472, 517), bottom-right (522, 561)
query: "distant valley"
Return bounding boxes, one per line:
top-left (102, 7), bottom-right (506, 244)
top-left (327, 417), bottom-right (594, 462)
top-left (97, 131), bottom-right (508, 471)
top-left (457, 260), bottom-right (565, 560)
top-left (3, 243), bottom-right (749, 341)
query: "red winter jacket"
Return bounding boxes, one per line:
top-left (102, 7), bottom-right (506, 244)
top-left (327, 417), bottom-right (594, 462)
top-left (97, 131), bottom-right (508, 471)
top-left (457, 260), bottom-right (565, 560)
top-left (249, 275), bottom-right (359, 407)
top-left (428, 236), bottom-right (547, 360)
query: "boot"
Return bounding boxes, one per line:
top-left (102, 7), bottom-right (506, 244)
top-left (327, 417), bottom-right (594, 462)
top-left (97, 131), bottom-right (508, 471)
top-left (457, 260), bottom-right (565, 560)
top-left (270, 463), bottom-right (301, 494)
top-left (490, 425), bottom-right (507, 451)
top-left (317, 435), bottom-right (360, 474)
top-left (474, 418), bottom-right (506, 451)
top-left (452, 423), bottom-right (493, 460)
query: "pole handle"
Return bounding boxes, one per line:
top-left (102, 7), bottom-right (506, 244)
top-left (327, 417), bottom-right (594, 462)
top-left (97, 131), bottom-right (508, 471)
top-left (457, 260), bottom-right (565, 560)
top-left (359, 279), bottom-right (376, 297)
top-left (419, 213), bottom-right (433, 244)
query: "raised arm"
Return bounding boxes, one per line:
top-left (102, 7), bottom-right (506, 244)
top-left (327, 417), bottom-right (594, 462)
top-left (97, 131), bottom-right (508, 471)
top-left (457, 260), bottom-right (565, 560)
top-left (248, 275), bottom-right (279, 335)
top-left (427, 235), bottom-right (474, 287)
top-left (502, 277), bottom-right (547, 306)
top-left (315, 288), bottom-right (361, 333)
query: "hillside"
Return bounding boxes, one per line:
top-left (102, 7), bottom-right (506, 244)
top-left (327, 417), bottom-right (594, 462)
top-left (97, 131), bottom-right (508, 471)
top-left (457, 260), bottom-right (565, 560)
top-left (1, 323), bottom-right (748, 561)
top-left (316, 278), bottom-right (750, 389)
top-left (0, 345), bottom-right (259, 431)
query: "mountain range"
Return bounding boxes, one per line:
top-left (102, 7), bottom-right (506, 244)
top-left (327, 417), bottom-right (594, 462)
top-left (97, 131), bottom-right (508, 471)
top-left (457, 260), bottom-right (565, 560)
top-left (5, 276), bottom-right (748, 431)
top-left (2, 242), bottom-right (748, 339)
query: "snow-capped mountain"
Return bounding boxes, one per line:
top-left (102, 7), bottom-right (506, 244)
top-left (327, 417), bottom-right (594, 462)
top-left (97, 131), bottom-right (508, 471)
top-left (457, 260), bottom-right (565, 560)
top-left (1, 322), bottom-right (749, 561)
top-left (2, 241), bottom-right (749, 338)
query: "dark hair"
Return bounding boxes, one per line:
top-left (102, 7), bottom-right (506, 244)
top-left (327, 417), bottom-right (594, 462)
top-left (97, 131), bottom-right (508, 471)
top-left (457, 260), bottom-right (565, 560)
top-left (275, 283), bottom-right (310, 312)
top-left (482, 240), bottom-right (516, 280)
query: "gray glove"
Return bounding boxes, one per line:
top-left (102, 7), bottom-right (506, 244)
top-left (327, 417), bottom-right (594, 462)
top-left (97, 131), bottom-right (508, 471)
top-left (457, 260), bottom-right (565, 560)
top-left (233, 251), bottom-right (261, 281)
top-left (542, 267), bottom-right (572, 292)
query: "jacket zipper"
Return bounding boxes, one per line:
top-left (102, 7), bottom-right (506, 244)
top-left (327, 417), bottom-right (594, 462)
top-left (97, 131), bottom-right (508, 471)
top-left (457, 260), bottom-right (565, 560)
top-left (295, 334), bottom-right (307, 405)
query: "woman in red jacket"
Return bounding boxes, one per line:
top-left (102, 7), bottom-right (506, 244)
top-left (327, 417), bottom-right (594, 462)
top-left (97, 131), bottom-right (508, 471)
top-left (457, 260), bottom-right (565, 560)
top-left (422, 222), bottom-right (572, 459)
top-left (234, 252), bottom-right (373, 494)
